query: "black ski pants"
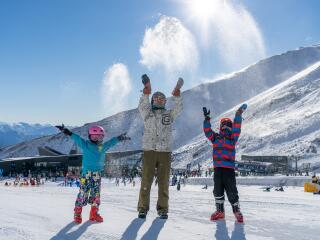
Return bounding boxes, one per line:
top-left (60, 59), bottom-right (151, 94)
top-left (213, 167), bottom-right (239, 205)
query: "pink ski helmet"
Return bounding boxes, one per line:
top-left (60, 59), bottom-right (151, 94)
top-left (88, 125), bottom-right (105, 137)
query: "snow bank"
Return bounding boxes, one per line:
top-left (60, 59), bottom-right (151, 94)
top-left (186, 176), bottom-right (311, 187)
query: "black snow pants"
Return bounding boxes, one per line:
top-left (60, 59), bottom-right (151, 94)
top-left (213, 167), bottom-right (239, 206)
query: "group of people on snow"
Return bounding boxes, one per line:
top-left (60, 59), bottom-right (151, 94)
top-left (115, 176), bottom-right (136, 187)
top-left (55, 74), bottom-right (247, 224)
top-left (4, 174), bottom-right (45, 187)
top-left (63, 172), bottom-right (80, 187)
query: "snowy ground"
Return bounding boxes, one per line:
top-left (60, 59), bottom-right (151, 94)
top-left (0, 179), bottom-right (320, 240)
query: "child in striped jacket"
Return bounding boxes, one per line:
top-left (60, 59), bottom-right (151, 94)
top-left (203, 104), bottom-right (247, 223)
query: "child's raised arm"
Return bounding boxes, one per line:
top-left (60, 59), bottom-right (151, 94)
top-left (138, 74), bottom-right (152, 120)
top-left (103, 132), bottom-right (131, 151)
top-left (56, 124), bottom-right (86, 149)
top-left (232, 104), bottom-right (247, 143)
top-left (202, 107), bottom-right (217, 143)
top-left (171, 78), bottom-right (184, 121)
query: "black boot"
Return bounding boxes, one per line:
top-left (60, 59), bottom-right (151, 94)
top-left (158, 212), bottom-right (168, 219)
top-left (232, 202), bottom-right (240, 213)
top-left (157, 205), bottom-right (168, 219)
top-left (216, 202), bottom-right (224, 212)
top-left (138, 211), bottom-right (147, 219)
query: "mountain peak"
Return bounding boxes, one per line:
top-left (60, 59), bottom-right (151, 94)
top-left (1, 45), bottom-right (320, 164)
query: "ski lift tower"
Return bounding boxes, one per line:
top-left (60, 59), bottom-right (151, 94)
top-left (288, 155), bottom-right (301, 175)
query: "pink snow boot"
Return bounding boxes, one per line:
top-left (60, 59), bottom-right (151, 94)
top-left (232, 202), bottom-right (244, 223)
top-left (234, 211), bottom-right (244, 223)
top-left (210, 211), bottom-right (225, 221)
top-left (210, 202), bottom-right (225, 221)
top-left (74, 206), bottom-right (82, 224)
top-left (89, 206), bottom-right (103, 222)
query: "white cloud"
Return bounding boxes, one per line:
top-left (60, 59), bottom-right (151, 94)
top-left (183, 0), bottom-right (266, 69)
top-left (139, 15), bottom-right (199, 73)
top-left (101, 63), bottom-right (132, 116)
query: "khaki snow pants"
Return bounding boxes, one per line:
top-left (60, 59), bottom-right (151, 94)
top-left (138, 151), bottom-right (171, 214)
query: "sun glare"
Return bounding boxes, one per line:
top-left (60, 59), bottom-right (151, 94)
top-left (187, 0), bottom-right (216, 22)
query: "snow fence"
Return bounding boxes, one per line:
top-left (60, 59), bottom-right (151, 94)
top-left (185, 176), bottom-right (310, 187)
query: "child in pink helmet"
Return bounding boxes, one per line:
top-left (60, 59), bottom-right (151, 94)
top-left (56, 124), bottom-right (130, 223)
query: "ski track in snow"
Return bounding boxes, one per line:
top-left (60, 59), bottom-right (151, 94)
top-left (0, 179), bottom-right (319, 240)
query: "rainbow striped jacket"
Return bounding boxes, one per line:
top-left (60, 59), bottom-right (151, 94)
top-left (203, 113), bottom-right (242, 169)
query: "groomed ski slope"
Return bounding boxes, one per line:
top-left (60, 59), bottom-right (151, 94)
top-left (0, 179), bottom-right (319, 240)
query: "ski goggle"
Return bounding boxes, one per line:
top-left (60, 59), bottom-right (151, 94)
top-left (220, 119), bottom-right (232, 128)
top-left (89, 134), bottom-right (104, 142)
top-left (221, 126), bottom-right (232, 133)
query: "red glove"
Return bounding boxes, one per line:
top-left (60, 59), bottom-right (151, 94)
top-left (143, 82), bottom-right (151, 95)
top-left (142, 74), bottom-right (151, 95)
top-left (172, 88), bottom-right (180, 97)
top-left (172, 77), bottom-right (184, 97)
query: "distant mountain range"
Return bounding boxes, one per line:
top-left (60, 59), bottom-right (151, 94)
top-left (1, 45), bottom-right (320, 171)
top-left (0, 122), bottom-right (58, 148)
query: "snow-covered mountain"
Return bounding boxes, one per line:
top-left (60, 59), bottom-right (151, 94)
top-left (1, 45), bottom-right (320, 162)
top-left (0, 122), bottom-right (58, 149)
top-left (173, 59), bottom-right (320, 169)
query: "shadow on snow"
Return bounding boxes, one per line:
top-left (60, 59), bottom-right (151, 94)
top-left (121, 217), bottom-right (166, 240)
top-left (50, 221), bottom-right (95, 240)
top-left (215, 220), bottom-right (246, 240)
top-left (121, 218), bottom-right (145, 240)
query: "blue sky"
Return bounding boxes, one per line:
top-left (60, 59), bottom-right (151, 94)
top-left (0, 0), bottom-right (319, 125)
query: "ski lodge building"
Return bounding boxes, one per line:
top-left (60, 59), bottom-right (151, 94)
top-left (0, 147), bottom-right (142, 177)
top-left (239, 155), bottom-right (296, 175)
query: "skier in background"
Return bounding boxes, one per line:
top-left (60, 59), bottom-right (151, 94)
top-left (115, 177), bottom-right (120, 186)
top-left (203, 103), bottom-right (247, 223)
top-left (56, 124), bottom-right (130, 224)
top-left (177, 178), bottom-right (181, 191)
top-left (171, 175), bottom-right (177, 186)
top-left (275, 186), bottom-right (284, 192)
top-left (133, 179), bottom-right (136, 187)
top-left (312, 174), bottom-right (318, 184)
top-left (137, 74), bottom-right (183, 219)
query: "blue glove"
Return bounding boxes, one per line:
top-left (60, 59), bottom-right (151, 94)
top-left (236, 104), bottom-right (247, 115)
top-left (240, 104), bottom-right (247, 110)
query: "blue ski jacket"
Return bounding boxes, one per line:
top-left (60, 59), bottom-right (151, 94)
top-left (71, 133), bottom-right (119, 174)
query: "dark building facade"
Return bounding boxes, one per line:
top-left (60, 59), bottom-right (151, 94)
top-left (0, 147), bottom-right (142, 177)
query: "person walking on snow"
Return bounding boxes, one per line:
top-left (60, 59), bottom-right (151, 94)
top-left (312, 174), bottom-right (318, 184)
top-left (137, 74), bottom-right (183, 219)
top-left (56, 124), bottom-right (130, 224)
top-left (202, 103), bottom-right (247, 223)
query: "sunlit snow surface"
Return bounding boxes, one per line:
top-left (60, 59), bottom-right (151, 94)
top-left (0, 179), bottom-right (319, 240)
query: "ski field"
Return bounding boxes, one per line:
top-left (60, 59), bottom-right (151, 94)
top-left (0, 179), bottom-right (319, 240)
